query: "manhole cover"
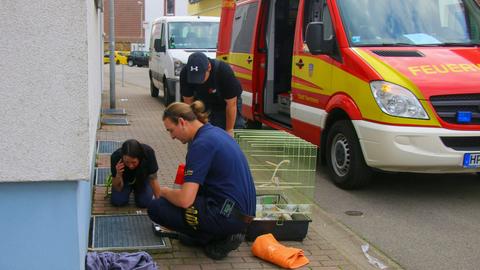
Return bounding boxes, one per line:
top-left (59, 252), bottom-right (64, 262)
top-left (89, 214), bottom-right (172, 253)
top-left (345, 210), bottom-right (364, 216)
top-left (97, 140), bottom-right (122, 154)
top-left (102, 108), bottom-right (127, 115)
top-left (102, 118), bottom-right (129, 126)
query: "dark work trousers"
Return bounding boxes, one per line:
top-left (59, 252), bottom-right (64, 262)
top-left (209, 98), bottom-right (245, 130)
top-left (111, 179), bottom-right (153, 208)
top-left (147, 195), bottom-right (248, 245)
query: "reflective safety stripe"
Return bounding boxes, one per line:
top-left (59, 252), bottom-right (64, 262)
top-left (241, 91), bottom-right (253, 106)
top-left (185, 205), bottom-right (199, 230)
top-left (291, 102), bottom-right (327, 129)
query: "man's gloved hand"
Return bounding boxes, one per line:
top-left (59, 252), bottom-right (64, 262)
top-left (185, 206), bottom-right (199, 229)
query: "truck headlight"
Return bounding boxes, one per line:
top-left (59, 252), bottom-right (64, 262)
top-left (174, 59), bottom-right (184, 76)
top-left (370, 81), bottom-right (428, 119)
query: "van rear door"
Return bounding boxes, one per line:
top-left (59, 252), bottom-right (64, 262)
top-left (224, 0), bottom-right (260, 121)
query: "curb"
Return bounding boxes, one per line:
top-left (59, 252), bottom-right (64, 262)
top-left (310, 204), bottom-right (404, 270)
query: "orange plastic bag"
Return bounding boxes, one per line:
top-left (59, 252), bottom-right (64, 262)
top-left (251, 233), bottom-right (309, 269)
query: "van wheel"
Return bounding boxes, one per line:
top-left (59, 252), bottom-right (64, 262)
top-left (325, 120), bottom-right (372, 189)
top-left (128, 60), bottom-right (134, 67)
top-left (150, 79), bottom-right (159, 97)
top-left (163, 80), bottom-right (175, 106)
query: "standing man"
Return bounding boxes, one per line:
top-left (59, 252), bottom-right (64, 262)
top-left (179, 52), bottom-right (244, 137)
top-left (147, 101), bottom-right (256, 260)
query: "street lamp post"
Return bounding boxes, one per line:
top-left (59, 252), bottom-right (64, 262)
top-left (138, 1), bottom-right (143, 49)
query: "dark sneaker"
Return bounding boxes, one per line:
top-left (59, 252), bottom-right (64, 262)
top-left (204, 233), bottom-right (245, 260)
top-left (177, 233), bottom-right (203, 247)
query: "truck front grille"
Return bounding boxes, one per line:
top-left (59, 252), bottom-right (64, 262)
top-left (440, 137), bottom-right (480, 151)
top-left (430, 94), bottom-right (480, 125)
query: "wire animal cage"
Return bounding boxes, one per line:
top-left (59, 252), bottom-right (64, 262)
top-left (234, 129), bottom-right (317, 240)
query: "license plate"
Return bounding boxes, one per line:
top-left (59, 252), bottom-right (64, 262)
top-left (463, 153), bottom-right (480, 168)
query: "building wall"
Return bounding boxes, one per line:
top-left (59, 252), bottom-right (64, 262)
top-left (188, 0), bottom-right (222, 16)
top-left (103, 0), bottom-right (144, 44)
top-left (0, 182), bottom-right (89, 270)
top-left (144, 0), bottom-right (188, 50)
top-left (0, 0), bottom-right (101, 269)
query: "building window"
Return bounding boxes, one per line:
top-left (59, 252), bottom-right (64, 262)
top-left (166, 0), bottom-right (175, 16)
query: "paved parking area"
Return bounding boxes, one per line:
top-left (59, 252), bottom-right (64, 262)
top-left (94, 66), bottom-right (401, 270)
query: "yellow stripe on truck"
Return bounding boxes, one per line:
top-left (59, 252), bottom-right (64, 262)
top-left (293, 53), bottom-right (440, 127)
top-left (228, 52), bottom-right (253, 80)
top-left (228, 52), bottom-right (254, 71)
top-left (352, 48), bottom-right (440, 126)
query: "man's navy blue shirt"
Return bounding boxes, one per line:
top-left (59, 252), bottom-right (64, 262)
top-left (184, 123), bottom-right (256, 216)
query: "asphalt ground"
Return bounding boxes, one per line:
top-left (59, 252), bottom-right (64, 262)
top-left (315, 169), bottom-right (480, 270)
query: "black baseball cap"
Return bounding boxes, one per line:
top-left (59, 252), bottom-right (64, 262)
top-left (186, 52), bottom-right (209, 84)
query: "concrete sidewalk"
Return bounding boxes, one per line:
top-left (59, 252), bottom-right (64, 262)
top-left (94, 66), bottom-right (402, 270)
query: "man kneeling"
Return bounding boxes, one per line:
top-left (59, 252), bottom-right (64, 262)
top-left (148, 101), bottom-right (256, 260)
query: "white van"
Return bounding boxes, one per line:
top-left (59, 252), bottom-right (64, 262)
top-left (149, 16), bottom-right (220, 105)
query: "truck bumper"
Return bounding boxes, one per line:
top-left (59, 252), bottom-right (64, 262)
top-left (354, 120), bottom-right (480, 173)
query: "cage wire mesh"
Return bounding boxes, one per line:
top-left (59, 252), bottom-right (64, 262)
top-left (234, 129), bottom-right (317, 220)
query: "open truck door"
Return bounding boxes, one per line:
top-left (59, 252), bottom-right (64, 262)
top-left (218, 0), bottom-right (261, 126)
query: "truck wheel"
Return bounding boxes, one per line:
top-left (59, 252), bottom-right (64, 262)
top-left (128, 60), bottom-right (134, 67)
top-left (150, 79), bottom-right (159, 97)
top-left (325, 120), bottom-right (372, 189)
top-left (163, 80), bottom-right (174, 106)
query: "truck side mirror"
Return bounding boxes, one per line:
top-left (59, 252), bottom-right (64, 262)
top-left (305, 22), bottom-right (334, 55)
top-left (154, 39), bottom-right (165, 52)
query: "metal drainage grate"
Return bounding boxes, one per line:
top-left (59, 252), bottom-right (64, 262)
top-left (102, 117), bottom-right (129, 126)
top-left (97, 140), bottom-right (122, 154)
top-left (102, 108), bottom-right (127, 115)
top-left (89, 214), bottom-right (172, 253)
top-left (95, 168), bottom-right (111, 186)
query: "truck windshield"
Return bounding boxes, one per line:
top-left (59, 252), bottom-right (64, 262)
top-left (337, 0), bottom-right (480, 46)
top-left (168, 22), bottom-right (219, 49)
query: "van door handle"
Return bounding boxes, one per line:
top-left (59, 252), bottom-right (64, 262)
top-left (295, 59), bottom-right (304, 69)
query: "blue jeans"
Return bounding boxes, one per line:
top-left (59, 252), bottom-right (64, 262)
top-left (110, 180), bottom-right (153, 208)
top-left (209, 99), bottom-right (245, 130)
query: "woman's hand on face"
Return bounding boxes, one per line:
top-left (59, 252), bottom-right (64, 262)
top-left (116, 159), bottom-right (125, 175)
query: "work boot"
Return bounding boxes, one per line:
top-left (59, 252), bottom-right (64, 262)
top-left (204, 233), bottom-right (245, 260)
top-left (152, 222), bottom-right (203, 246)
top-left (177, 233), bottom-right (204, 247)
top-left (152, 223), bottom-right (179, 239)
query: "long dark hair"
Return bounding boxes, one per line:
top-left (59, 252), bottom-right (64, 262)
top-left (121, 139), bottom-right (145, 161)
top-left (121, 139), bottom-right (147, 189)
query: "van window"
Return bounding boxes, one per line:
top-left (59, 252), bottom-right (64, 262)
top-left (160, 23), bottom-right (166, 48)
top-left (337, 0), bottom-right (480, 46)
top-left (167, 22), bottom-right (219, 49)
top-left (303, 0), bottom-right (333, 41)
top-left (231, 3), bottom-right (258, 53)
top-left (303, 0), bottom-right (323, 39)
top-left (150, 23), bottom-right (160, 51)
